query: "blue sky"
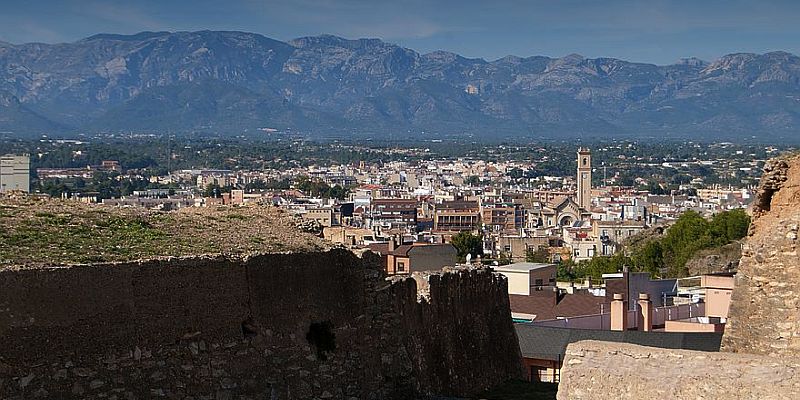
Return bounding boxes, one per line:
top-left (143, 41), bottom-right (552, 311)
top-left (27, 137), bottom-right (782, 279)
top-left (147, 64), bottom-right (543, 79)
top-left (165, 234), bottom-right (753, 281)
top-left (0, 0), bottom-right (798, 64)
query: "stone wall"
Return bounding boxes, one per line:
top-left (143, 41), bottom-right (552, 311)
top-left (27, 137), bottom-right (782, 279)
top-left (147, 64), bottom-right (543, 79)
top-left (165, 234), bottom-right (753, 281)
top-left (723, 155), bottom-right (800, 355)
top-left (0, 249), bottom-right (521, 399)
top-left (557, 340), bottom-right (800, 400)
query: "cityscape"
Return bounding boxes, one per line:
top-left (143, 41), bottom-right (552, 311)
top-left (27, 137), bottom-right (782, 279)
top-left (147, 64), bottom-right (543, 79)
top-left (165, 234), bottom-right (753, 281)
top-left (2, 1), bottom-right (800, 399)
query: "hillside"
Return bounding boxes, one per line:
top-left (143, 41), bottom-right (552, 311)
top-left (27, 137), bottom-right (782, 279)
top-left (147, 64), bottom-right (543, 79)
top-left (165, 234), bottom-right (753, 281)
top-left (0, 194), bottom-right (327, 268)
top-left (1, 31), bottom-right (800, 140)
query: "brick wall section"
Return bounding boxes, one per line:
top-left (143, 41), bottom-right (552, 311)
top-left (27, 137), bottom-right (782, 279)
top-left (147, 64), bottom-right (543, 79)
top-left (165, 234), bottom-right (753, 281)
top-left (723, 155), bottom-right (800, 355)
top-left (557, 340), bottom-right (800, 399)
top-left (0, 250), bottom-right (521, 399)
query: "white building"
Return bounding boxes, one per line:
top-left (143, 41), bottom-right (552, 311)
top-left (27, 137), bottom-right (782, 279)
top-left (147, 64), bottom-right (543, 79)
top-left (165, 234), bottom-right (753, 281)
top-left (0, 154), bottom-right (30, 193)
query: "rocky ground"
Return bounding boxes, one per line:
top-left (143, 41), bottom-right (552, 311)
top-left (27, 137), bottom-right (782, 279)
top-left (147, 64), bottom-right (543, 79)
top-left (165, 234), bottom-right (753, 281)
top-left (0, 193), bottom-right (329, 269)
top-left (685, 241), bottom-right (743, 276)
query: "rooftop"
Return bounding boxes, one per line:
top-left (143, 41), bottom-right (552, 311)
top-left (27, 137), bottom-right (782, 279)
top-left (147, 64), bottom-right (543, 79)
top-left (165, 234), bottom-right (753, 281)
top-left (495, 262), bottom-right (556, 272)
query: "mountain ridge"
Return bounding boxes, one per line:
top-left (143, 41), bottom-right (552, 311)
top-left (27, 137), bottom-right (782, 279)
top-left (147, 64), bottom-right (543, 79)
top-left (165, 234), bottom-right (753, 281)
top-left (1, 30), bottom-right (799, 141)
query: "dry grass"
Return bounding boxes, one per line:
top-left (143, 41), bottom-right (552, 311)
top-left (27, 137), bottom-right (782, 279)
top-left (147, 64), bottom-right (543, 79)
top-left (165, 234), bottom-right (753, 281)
top-left (0, 194), bottom-right (328, 269)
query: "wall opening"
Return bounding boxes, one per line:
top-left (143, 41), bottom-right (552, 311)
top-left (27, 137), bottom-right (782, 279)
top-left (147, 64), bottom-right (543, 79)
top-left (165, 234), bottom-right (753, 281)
top-left (241, 318), bottom-right (258, 338)
top-left (306, 321), bottom-right (336, 360)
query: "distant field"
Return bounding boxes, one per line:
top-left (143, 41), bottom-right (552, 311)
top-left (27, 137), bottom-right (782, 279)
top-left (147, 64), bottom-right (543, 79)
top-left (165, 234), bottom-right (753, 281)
top-left (0, 195), bottom-right (326, 268)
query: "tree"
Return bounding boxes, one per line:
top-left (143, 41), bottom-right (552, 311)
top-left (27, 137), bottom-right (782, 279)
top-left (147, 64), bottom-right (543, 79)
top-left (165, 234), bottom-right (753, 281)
top-left (203, 183), bottom-right (222, 198)
top-left (660, 210), bottom-right (713, 276)
top-left (557, 258), bottom-right (576, 282)
top-left (525, 245), bottom-right (550, 263)
top-left (631, 240), bottom-right (665, 277)
top-left (450, 232), bottom-right (483, 262)
top-left (507, 168), bottom-right (524, 180)
top-left (710, 209), bottom-right (750, 244)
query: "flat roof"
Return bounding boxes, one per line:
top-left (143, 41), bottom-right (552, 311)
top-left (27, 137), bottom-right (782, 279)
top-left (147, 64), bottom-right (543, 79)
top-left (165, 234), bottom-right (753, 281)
top-left (495, 262), bottom-right (556, 272)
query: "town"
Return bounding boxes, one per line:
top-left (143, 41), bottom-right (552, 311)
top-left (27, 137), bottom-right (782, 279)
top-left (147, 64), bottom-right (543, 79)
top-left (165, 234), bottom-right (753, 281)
top-left (0, 138), bottom-right (781, 386)
top-left (0, 138), bottom-right (771, 273)
top-left (1, 138), bottom-right (769, 260)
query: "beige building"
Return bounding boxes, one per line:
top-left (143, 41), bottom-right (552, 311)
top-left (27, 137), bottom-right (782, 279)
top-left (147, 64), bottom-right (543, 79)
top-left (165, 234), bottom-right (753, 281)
top-left (434, 200), bottom-right (480, 232)
top-left (0, 154), bottom-right (30, 193)
top-left (494, 262), bottom-right (557, 296)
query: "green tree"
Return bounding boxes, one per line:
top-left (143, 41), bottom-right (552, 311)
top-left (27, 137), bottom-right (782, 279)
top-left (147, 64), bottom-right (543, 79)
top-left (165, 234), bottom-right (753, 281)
top-left (203, 183), bottom-right (222, 198)
top-left (507, 168), bottom-right (524, 180)
top-left (631, 240), bottom-right (665, 277)
top-left (709, 209), bottom-right (750, 244)
top-left (450, 232), bottom-right (483, 262)
top-left (557, 258), bottom-right (576, 282)
top-left (525, 245), bottom-right (550, 263)
top-left (660, 210), bottom-right (713, 277)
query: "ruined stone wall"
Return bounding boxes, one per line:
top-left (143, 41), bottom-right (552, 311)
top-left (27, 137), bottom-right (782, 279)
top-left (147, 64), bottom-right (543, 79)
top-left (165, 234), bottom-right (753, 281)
top-left (0, 250), bottom-right (521, 399)
top-left (557, 341), bottom-right (800, 400)
top-left (723, 155), bottom-right (800, 355)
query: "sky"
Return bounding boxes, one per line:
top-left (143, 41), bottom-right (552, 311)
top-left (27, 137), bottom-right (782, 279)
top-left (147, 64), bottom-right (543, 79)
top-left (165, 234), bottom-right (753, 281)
top-left (0, 0), bottom-right (798, 65)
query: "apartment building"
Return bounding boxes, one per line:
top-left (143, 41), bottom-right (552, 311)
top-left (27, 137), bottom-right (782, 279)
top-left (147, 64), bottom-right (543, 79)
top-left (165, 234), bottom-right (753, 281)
top-left (0, 154), bottom-right (30, 193)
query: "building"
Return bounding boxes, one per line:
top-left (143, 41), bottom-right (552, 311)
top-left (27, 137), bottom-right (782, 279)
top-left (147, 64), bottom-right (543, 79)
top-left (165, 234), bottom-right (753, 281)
top-left (0, 154), bottom-right (30, 193)
top-left (494, 262), bottom-right (557, 295)
top-left (603, 271), bottom-right (677, 309)
top-left (433, 201), bottom-right (480, 232)
top-left (370, 241), bottom-right (458, 275)
top-left (516, 324), bottom-right (722, 382)
top-left (369, 199), bottom-right (418, 230)
top-left (481, 202), bottom-right (524, 232)
top-left (576, 148), bottom-right (592, 210)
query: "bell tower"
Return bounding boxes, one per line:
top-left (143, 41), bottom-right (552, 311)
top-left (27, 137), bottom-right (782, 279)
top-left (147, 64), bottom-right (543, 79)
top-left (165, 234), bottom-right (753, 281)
top-left (577, 148), bottom-right (592, 209)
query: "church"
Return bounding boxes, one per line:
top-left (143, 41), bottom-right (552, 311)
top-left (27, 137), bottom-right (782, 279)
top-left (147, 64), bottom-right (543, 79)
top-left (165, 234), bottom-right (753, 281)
top-left (522, 148), bottom-right (593, 230)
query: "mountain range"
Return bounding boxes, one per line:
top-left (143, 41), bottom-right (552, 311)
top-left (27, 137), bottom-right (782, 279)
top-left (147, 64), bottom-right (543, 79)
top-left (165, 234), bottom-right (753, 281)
top-left (1, 30), bottom-right (799, 141)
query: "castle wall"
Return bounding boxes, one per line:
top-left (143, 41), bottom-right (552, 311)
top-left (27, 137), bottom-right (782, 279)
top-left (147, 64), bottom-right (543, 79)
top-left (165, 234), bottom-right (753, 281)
top-left (0, 249), bottom-right (521, 399)
top-left (723, 156), bottom-right (800, 355)
top-left (557, 340), bottom-right (800, 400)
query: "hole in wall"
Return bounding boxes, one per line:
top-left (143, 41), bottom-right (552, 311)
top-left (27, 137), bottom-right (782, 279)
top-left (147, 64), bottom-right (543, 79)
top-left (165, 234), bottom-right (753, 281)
top-left (306, 321), bottom-right (336, 360)
top-left (242, 318), bottom-right (258, 338)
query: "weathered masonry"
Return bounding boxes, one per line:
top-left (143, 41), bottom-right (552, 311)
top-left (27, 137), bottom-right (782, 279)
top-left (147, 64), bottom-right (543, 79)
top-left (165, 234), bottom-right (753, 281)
top-left (0, 249), bottom-right (522, 399)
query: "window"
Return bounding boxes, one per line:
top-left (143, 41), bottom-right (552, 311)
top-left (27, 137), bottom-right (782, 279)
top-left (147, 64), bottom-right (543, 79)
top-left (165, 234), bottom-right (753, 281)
top-left (535, 279), bottom-right (543, 286)
top-left (397, 262), bottom-right (405, 272)
top-left (573, 249), bottom-right (580, 257)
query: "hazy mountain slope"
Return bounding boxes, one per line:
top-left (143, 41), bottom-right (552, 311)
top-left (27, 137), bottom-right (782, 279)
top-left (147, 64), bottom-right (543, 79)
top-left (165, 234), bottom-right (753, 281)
top-left (0, 31), bottom-right (799, 140)
top-left (0, 91), bottom-right (65, 137)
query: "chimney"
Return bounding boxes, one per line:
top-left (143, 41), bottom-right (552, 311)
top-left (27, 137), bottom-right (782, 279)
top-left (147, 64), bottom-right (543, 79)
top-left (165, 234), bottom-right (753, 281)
top-left (637, 293), bottom-right (653, 332)
top-left (610, 293), bottom-right (628, 331)
top-left (388, 237), bottom-right (396, 253)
